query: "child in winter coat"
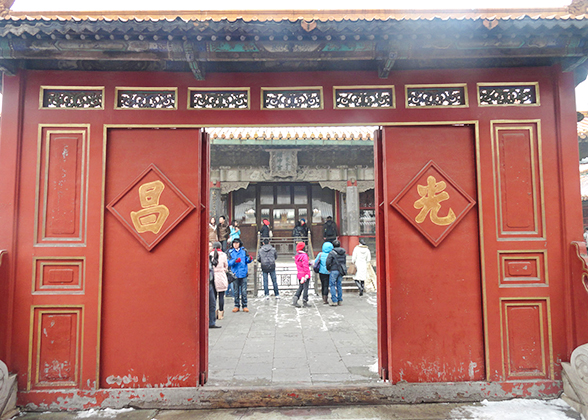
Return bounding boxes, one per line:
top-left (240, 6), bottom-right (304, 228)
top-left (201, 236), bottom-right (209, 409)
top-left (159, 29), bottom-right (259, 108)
top-left (293, 242), bottom-right (311, 308)
top-left (210, 241), bottom-right (229, 320)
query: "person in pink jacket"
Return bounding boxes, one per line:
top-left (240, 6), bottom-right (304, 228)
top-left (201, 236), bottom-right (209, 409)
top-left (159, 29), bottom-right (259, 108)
top-left (293, 242), bottom-right (311, 308)
top-left (210, 241), bottom-right (229, 320)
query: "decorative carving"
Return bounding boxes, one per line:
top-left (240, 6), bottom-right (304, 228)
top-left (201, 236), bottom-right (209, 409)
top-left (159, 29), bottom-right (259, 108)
top-left (478, 85), bottom-right (538, 106)
top-left (262, 89), bottom-right (322, 109)
top-left (189, 89), bottom-right (248, 109)
top-left (568, 0), bottom-right (588, 15)
top-left (406, 86), bottom-right (467, 107)
top-left (269, 149), bottom-right (298, 178)
top-left (391, 161), bottom-right (475, 247)
top-left (116, 89), bottom-right (176, 109)
top-left (319, 181), bottom-right (348, 193)
top-left (0, 0), bottom-right (14, 16)
top-left (106, 165), bottom-right (195, 251)
top-left (42, 89), bottom-right (103, 109)
top-left (220, 182), bottom-right (250, 194)
top-left (335, 87), bottom-right (394, 108)
top-left (0, 359), bottom-right (17, 419)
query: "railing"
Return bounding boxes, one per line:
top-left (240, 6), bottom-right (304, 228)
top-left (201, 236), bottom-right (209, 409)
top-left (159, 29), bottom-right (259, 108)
top-left (252, 233), bottom-right (318, 295)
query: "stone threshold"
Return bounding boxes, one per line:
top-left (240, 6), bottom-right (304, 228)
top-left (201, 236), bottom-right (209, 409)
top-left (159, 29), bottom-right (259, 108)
top-left (19, 381), bottom-right (562, 412)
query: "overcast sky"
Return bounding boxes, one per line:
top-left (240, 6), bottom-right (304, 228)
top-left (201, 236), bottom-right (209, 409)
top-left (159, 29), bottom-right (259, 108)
top-left (8, 0), bottom-right (588, 109)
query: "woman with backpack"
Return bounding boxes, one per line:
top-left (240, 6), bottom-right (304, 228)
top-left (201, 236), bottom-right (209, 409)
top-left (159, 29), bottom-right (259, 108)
top-left (313, 241), bottom-right (334, 304)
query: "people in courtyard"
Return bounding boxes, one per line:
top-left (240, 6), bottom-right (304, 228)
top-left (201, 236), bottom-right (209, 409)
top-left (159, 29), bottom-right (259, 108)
top-left (228, 238), bottom-right (252, 312)
top-left (584, 227), bottom-right (588, 243)
top-left (352, 238), bottom-right (371, 296)
top-left (292, 218), bottom-right (309, 242)
top-left (217, 215), bottom-right (230, 251)
top-left (326, 239), bottom-right (347, 306)
top-left (208, 217), bottom-right (218, 243)
top-left (210, 241), bottom-right (228, 320)
top-left (208, 242), bottom-right (221, 329)
top-left (229, 220), bottom-right (241, 246)
top-left (323, 215), bottom-right (338, 243)
top-left (260, 218), bottom-right (271, 239)
top-left (293, 242), bottom-right (311, 308)
top-left (257, 238), bottom-right (280, 299)
top-left (314, 241), bottom-right (334, 304)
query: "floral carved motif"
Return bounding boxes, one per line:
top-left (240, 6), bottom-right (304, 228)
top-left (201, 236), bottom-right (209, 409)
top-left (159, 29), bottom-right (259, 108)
top-left (42, 89), bottom-right (103, 109)
top-left (406, 87), bottom-right (466, 107)
top-left (116, 90), bottom-right (176, 109)
top-left (478, 85), bottom-right (537, 106)
top-left (190, 90), bottom-right (248, 109)
top-left (263, 89), bottom-right (322, 109)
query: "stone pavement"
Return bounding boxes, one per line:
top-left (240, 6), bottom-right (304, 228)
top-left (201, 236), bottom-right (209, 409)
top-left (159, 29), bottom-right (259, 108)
top-left (14, 400), bottom-right (583, 419)
top-left (208, 290), bottom-right (379, 386)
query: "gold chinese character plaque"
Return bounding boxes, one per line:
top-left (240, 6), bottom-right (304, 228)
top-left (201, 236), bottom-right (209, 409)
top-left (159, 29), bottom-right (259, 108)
top-left (106, 164), bottom-right (196, 251)
top-left (390, 161), bottom-right (475, 247)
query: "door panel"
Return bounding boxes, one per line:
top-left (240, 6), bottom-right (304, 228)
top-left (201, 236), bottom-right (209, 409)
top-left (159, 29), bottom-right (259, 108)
top-left (380, 125), bottom-right (485, 383)
top-left (100, 128), bottom-right (205, 388)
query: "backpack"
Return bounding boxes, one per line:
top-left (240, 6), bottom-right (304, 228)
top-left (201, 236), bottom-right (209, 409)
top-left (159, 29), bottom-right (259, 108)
top-left (324, 221), bottom-right (337, 237)
top-left (313, 256), bottom-right (321, 273)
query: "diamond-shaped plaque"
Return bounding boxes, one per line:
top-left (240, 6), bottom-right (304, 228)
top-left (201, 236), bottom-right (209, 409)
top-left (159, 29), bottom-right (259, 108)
top-left (106, 164), bottom-right (196, 251)
top-left (390, 161), bottom-right (475, 247)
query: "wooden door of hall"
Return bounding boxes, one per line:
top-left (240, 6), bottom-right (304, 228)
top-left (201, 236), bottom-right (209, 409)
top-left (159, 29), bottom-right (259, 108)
top-left (100, 127), bottom-right (209, 388)
top-left (376, 125), bottom-right (485, 382)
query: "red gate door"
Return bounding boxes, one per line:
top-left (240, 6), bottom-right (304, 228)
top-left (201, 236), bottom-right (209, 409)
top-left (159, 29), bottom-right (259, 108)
top-left (100, 127), bottom-right (208, 388)
top-left (377, 125), bottom-right (485, 382)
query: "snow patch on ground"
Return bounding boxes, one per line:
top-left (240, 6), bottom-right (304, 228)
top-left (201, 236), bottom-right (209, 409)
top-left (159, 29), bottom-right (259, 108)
top-left (368, 360), bottom-right (379, 373)
top-left (450, 398), bottom-right (577, 420)
top-left (75, 408), bottom-right (134, 418)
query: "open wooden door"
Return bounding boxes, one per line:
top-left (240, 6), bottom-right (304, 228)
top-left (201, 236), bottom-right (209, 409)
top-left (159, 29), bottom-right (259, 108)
top-left (376, 125), bottom-right (485, 383)
top-left (100, 127), bottom-right (208, 388)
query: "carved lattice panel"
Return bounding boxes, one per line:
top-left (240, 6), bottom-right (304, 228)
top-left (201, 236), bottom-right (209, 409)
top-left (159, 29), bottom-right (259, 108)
top-left (188, 88), bottom-right (249, 109)
top-left (334, 86), bottom-right (395, 108)
top-left (262, 87), bottom-right (323, 109)
top-left (478, 83), bottom-right (539, 106)
top-left (115, 88), bottom-right (177, 109)
top-left (40, 87), bottom-right (104, 109)
top-left (405, 84), bottom-right (468, 108)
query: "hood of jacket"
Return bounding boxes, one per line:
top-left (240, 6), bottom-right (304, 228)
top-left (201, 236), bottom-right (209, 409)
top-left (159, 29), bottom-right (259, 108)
top-left (333, 247), bottom-right (346, 255)
top-left (259, 244), bottom-right (274, 253)
top-left (322, 242), bottom-right (334, 253)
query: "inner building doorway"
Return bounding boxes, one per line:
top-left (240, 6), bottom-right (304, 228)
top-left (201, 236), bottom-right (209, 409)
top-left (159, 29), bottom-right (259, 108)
top-left (206, 126), bottom-right (379, 387)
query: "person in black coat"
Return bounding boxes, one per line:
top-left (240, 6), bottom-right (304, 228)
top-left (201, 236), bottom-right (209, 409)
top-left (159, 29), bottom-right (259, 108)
top-left (323, 216), bottom-right (338, 243)
top-left (326, 239), bottom-right (347, 306)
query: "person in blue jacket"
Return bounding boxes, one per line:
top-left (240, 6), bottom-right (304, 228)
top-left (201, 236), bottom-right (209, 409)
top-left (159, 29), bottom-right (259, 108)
top-left (314, 242), bottom-right (334, 304)
top-left (228, 238), bottom-right (252, 312)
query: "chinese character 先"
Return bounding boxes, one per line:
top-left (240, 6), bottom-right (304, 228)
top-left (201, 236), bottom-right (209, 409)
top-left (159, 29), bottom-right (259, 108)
top-left (413, 175), bottom-right (456, 226)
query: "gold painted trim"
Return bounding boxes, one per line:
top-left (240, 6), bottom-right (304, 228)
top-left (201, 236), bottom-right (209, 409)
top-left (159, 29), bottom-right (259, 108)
top-left (498, 250), bottom-right (549, 288)
top-left (27, 305), bottom-right (84, 390)
top-left (490, 120), bottom-right (546, 241)
top-left (114, 87), bottom-right (179, 111)
top-left (499, 297), bottom-right (553, 379)
top-left (187, 87), bottom-right (251, 111)
top-left (477, 82), bottom-right (540, 107)
top-left (39, 86), bottom-right (105, 110)
top-left (34, 125), bottom-right (90, 248)
top-left (31, 256), bottom-right (86, 295)
top-left (332, 85), bottom-right (396, 110)
top-left (404, 83), bottom-right (469, 109)
top-left (260, 86), bottom-right (324, 111)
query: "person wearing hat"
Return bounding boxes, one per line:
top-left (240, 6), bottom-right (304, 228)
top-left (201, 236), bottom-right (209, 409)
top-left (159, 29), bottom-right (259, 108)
top-left (351, 238), bottom-right (371, 296)
top-left (293, 242), bottom-right (311, 308)
top-left (260, 218), bottom-right (272, 239)
top-left (228, 238), bottom-right (252, 312)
